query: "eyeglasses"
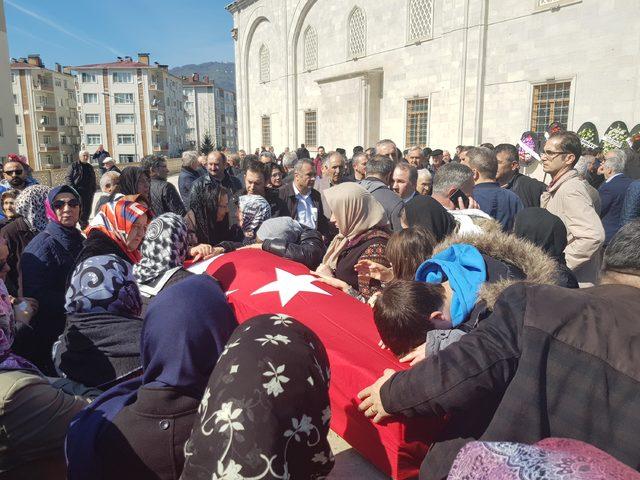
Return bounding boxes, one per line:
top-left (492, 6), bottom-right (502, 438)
top-left (4, 170), bottom-right (23, 176)
top-left (52, 199), bottom-right (80, 209)
top-left (542, 150), bottom-right (568, 159)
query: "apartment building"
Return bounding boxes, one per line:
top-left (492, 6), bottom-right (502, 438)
top-left (183, 73), bottom-right (237, 151)
top-left (74, 53), bottom-right (187, 164)
top-left (0, 3), bottom-right (17, 162)
top-left (10, 54), bottom-right (80, 169)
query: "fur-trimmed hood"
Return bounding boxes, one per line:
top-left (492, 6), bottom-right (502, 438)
top-left (433, 228), bottom-right (561, 309)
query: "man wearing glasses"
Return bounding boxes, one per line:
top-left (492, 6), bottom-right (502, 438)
top-left (0, 154), bottom-right (38, 196)
top-left (540, 131), bottom-right (605, 287)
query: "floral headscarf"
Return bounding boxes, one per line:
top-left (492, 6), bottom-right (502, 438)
top-left (133, 213), bottom-right (189, 285)
top-left (0, 279), bottom-right (39, 373)
top-left (238, 194), bottom-right (271, 237)
top-left (14, 184), bottom-right (51, 233)
top-left (86, 199), bottom-right (149, 264)
top-left (65, 254), bottom-right (142, 317)
top-left (180, 314), bottom-right (334, 480)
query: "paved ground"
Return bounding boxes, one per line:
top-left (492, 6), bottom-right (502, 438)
top-left (90, 175), bottom-right (389, 479)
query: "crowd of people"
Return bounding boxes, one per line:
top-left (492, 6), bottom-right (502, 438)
top-left (0, 129), bottom-right (638, 480)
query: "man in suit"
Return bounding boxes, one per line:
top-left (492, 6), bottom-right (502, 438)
top-left (598, 148), bottom-right (634, 246)
top-left (278, 158), bottom-right (330, 240)
top-left (495, 143), bottom-right (547, 208)
top-left (314, 151), bottom-right (348, 220)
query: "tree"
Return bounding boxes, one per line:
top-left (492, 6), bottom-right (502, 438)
top-left (200, 133), bottom-right (214, 155)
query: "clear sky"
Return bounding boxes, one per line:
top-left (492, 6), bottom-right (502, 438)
top-left (5, 0), bottom-right (235, 68)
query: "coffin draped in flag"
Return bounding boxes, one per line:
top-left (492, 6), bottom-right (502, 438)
top-left (200, 249), bottom-right (445, 480)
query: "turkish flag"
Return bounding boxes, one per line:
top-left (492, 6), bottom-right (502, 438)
top-left (201, 250), bottom-right (445, 480)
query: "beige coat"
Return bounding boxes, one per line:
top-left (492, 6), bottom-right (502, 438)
top-left (541, 169), bottom-right (605, 286)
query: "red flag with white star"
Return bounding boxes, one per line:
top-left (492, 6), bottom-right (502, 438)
top-left (200, 249), bottom-right (444, 480)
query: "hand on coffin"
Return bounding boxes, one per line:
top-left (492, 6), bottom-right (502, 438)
top-left (399, 342), bottom-right (426, 366)
top-left (309, 271), bottom-right (351, 294)
top-left (314, 263), bottom-right (334, 278)
top-left (238, 242), bottom-right (263, 250)
top-left (357, 368), bottom-right (396, 424)
top-left (189, 244), bottom-right (224, 262)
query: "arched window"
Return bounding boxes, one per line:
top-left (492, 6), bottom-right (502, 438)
top-left (348, 7), bottom-right (366, 59)
top-left (303, 26), bottom-right (318, 71)
top-left (408, 0), bottom-right (434, 43)
top-left (259, 44), bottom-right (270, 83)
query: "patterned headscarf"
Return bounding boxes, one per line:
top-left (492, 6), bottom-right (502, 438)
top-left (238, 194), bottom-right (271, 237)
top-left (180, 314), bottom-right (334, 480)
top-left (133, 213), bottom-right (189, 285)
top-left (0, 279), bottom-right (40, 373)
top-left (15, 184), bottom-right (51, 233)
top-left (65, 254), bottom-right (142, 317)
top-left (86, 199), bottom-right (149, 264)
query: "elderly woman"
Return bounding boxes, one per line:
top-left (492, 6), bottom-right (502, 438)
top-left (17, 186), bottom-right (85, 374)
top-left (0, 189), bottom-right (18, 227)
top-left (65, 150), bottom-right (97, 229)
top-left (55, 254), bottom-right (144, 388)
top-left (0, 184), bottom-right (50, 296)
top-left (416, 168), bottom-right (433, 196)
top-left (94, 170), bottom-right (121, 215)
top-left (315, 183), bottom-right (391, 300)
top-left (133, 213), bottom-right (194, 314)
top-left (66, 275), bottom-right (237, 479)
top-left (78, 198), bottom-right (150, 267)
top-left (180, 315), bottom-right (333, 480)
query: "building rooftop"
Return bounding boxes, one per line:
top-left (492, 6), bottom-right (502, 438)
top-left (73, 53), bottom-right (168, 70)
top-left (182, 73), bottom-right (214, 87)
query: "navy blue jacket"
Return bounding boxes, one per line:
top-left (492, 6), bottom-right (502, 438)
top-left (473, 182), bottom-right (524, 231)
top-left (178, 166), bottom-right (201, 209)
top-left (15, 221), bottom-right (84, 374)
top-left (599, 174), bottom-right (634, 245)
top-left (620, 180), bottom-right (640, 226)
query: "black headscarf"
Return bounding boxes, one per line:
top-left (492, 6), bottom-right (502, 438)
top-left (180, 314), bottom-right (334, 480)
top-left (403, 195), bottom-right (456, 242)
top-left (115, 166), bottom-right (149, 200)
top-left (188, 177), bottom-right (230, 245)
top-left (514, 207), bottom-right (567, 261)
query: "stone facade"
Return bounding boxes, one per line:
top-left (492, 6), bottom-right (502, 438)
top-left (228, 0), bottom-right (640, 162)
top-left (0, 3), bottom-right (18, 162)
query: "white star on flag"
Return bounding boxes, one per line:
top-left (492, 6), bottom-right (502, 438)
top-left (251, 268), bottom-right (331, 307)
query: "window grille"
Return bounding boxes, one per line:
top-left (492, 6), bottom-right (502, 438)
top-left (304, 111), bottom-right (317, 147)
top-left (261, 116), bottom-right (271, 147)
top-left (348, 7), bottom-right (366, 59)
top-left (405, 98), bottom-right (429, 147)
top-left (304, 26), bottom-right (318, 71)
top-left (408, 0), bottom-right (433, 42)
top-left (530, 81), bottom-right (571, 133)
top-left (259, 45), bottom-right (270, 83)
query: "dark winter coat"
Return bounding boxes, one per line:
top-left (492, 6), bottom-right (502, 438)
top-left (177, 166), bottom-right (200, 209)
top-left (149, 178), bottom-right (186, 217)
top-left (504, 172), bottom-right (547, 208)
top-left (262, 228), bottom-right (326, 270)
top-left (65, 161), bottom-right (97, 195)
top-left (381, 283), bottom-right (640, 480)
top-left (358, 177), bottom-right (404, 231)
top-left (621, 179), bottom-right (640, 226)
top-left (15, 222), bottom-right (84, 374)
top-left (96, 387), bottom-right (199, 480)
top-left (598, 174), bottom-right (634, 245)
top-left (0, 217), bottom-right (34, 296)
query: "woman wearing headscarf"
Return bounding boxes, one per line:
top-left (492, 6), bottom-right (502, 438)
top-left (401, 194), bottom-right (457, 242)
top-left (95, 166), bottom-right (151, 213)
top-left (77, 198), bottom-right (150, 267)
top-left (0, 184), bottom-right (50, 296)
top-left (184, 178), bottom-right (231, 246)
top-left (315, 183), bottom-right (391, 299)
top-left (218, 194), bottom-right (272, 252)
top-left (66, 275), bottom-right (238, 480)
top-left (0, 189), bottom-right (18, 227)
top-left (245, 216), bottom-right (326, 269)
top-left (133, 213), bottom-right (194, 314)
top-left (514, 207), bottom-right (579, 288)
top-left (180, 314), bottom-right (333, 480)
top-left (54, 254), bottom-right (144, 388)
top-left (15, 186), bottom-right (85, 374)
top-left (0, 236), bottom-right (90, 480)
